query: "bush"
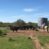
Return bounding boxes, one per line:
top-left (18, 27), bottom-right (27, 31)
top-left (40, 42), bottom-right (44, 46)
top-left (28, 37), bottom-right (32, 40)
top-left (0, 30), bottom-right (3, 36)
top-left (0, 29), bottom-right (7, 36)
top-left (8, 37), bottom-right (15, 41)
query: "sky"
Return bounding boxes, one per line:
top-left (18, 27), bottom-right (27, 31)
top-left (0, 0), bottom-right (49, 23)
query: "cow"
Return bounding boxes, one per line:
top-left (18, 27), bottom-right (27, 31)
top-left (9, 25), bottom-right (19, 32)
top-left (44, 26), bottom-right (48, 32)
top-left (9, 25), bottom-right (38, 32)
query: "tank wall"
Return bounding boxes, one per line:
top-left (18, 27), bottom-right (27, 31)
top-left (38, 18), bottom-right (48, 27)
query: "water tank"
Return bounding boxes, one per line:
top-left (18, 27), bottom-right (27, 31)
top-left (38, 17), bottom-right (48, 27)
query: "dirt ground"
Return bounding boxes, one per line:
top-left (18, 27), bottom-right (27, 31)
top-left (7, 29), bottom-right (49, 49)
top-left (7, 29), bottom-right (49, 37)
top-left (7, 30), bottom-right (36, 37)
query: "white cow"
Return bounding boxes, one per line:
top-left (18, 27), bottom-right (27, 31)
top-left (45, 26), bottom-right (48, 29)
top-left (44, 26), bottom-right (48, 32)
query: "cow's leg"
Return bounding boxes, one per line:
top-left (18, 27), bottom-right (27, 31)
top-left (47, 27), bottom-right (49, 32)
top-left (13, 30), bottom-right (14, 32)
top-left (16, 29), bottom-right (18, 32)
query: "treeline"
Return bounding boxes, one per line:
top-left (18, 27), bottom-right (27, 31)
top-left (0, 22), bottom-right (11, 27)
top-left (0, 19), bottom-right (38, 27)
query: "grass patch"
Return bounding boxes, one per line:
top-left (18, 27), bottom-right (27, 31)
top-left (38, 36), bottom-right (49, 44)
top-left (0, 36), bottom-right (36, 49)
top-left (0, 29), bottom-right (7, 36)
top-left (38, 36), bottom-right (49, 49)
top-left (0, 28), bottom-right (10, 37)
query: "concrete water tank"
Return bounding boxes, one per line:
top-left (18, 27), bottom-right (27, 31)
top-left (38, 17), bottom-right (48, 27)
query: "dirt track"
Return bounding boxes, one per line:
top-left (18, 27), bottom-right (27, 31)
top-left (7, 30), bottom-right (36, 37)
top-left (7, 29), bottom-right (49, 37)
top-left (7, 30), bottom-right (49, 49)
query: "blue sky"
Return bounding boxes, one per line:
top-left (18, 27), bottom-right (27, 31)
top-left (0, 0), bottom-right (49, 23)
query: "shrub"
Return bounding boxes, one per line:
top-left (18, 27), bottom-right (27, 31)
top-left (8, 37), bottom-right (15, 41)
top-left (0, 29), bottom-right (7, 36)
top-left (40, 42), bottom-right (44, 46)
top-left (28, 37), bottom-right (32, 40)
top-left (0, 30), bottom-right (3, 36)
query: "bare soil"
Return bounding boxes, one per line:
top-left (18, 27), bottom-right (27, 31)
top-left (45, 43), bottom-right (49, 49)
top-left (7, 29), bottom-right (49, 49)
top-left (7, 30), bottom-right (36, 37)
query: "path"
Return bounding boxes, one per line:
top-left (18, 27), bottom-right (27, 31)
top-left (32, 37), bottom-right (44, 49)
top-left (7, 30), bottom-right (45, 49)
top-left (29, 31), bottom-right (44, 49)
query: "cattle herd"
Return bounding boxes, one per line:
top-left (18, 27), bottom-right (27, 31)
top-left (9, 25), bottom-right (38, 32)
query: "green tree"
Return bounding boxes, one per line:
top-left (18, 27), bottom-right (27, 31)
top-left (14, 19), bottom-right (26, 26)
top-left (27, 22), bottom-right (38, 27)
top-left (27, 22), bottom-right (33, 26)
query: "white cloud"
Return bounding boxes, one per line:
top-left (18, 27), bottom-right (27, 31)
top-left (24, 8), bottom-right (35, 12)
